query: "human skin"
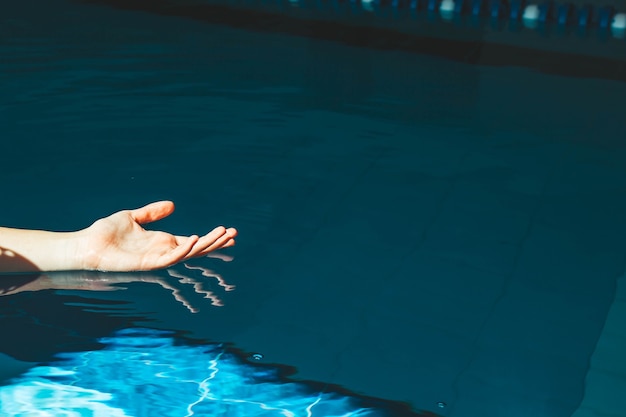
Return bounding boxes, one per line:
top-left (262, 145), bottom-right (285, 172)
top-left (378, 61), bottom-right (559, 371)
top-left (0, 201), bottom-right (237, 273)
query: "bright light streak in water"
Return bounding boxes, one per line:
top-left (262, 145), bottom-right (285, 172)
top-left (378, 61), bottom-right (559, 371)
top-left (0, 329), bottom-right (384, 417)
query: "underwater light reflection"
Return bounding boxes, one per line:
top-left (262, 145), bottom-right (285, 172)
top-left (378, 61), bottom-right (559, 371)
top-left (0, 328), bottom-right (387, 417)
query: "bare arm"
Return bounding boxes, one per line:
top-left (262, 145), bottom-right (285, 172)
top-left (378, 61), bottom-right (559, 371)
top-left (0, 228), bottom-right (84, 272)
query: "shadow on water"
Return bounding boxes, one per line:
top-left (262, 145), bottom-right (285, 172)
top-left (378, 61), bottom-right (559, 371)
top-left (73, 0), bottom-right (626, 82)
top-left (0, 273), bottom-right (141, 363)
top-left (0, 265), bottom-right (241, 364)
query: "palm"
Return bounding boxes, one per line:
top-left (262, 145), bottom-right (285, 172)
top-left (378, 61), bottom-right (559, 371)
top-left (85, 201), bottom-right (236, 271)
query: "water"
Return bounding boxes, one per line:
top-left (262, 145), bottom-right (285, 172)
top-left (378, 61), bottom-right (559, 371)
top-left (2, 0), bottom-right (626, 416)
top-left (0, 328), bottom-right (400, 416)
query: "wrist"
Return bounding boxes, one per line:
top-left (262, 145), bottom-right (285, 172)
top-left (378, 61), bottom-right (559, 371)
top-left (47, 230), bottom-right (86, 271)
top-left (71, 228), bottom-right (98, 271)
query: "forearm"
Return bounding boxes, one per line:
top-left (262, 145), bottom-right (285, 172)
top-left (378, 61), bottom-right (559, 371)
top-left (0, 227), bottom-right (85, 272)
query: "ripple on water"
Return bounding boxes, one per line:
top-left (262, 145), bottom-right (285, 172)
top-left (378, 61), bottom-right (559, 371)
top-left (0, 328), bottom-right (417, 417)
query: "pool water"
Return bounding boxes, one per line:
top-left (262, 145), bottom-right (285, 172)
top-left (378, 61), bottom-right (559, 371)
top-left (2, 0), bottom-right (626, 416)
top-left (1, 328), bottom-right (404, 416)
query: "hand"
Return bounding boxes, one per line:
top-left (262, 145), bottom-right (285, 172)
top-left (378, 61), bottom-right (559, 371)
top-left (80, 201), bottom-right (237, 271)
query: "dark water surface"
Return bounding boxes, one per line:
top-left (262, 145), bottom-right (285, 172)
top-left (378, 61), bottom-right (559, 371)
top-left (2, 0), bottom-right (626, 416)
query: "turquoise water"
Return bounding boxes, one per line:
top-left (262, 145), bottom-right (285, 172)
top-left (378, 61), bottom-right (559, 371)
top-left (0, 328), bottom-right (395, 416)
top-left (2, 0), bottom-right (626, 416)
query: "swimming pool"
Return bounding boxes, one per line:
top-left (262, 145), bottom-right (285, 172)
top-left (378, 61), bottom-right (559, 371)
top-left (2, 0), bottom-right (626, 415)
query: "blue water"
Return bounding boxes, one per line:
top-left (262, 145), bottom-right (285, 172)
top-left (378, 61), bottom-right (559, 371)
top-left (2, 0), bottom-right (626, 416)
top-left (0, 328), bottom-right (394, 416)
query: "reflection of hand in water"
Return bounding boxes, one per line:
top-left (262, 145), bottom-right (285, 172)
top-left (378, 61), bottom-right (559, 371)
top-left (0, 255), bottom-right (235, 313)
top-left (184, 263), bottom-right (236, 292)
top-left (165, 256), bottom-right (237, 310)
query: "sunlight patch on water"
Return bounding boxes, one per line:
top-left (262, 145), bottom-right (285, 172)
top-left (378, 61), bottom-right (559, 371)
top-left (0, 328), bottom-right (381, 417)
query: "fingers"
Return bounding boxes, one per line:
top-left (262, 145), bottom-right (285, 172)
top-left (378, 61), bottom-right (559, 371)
top-left (130, 201), bottom-right (176, 225)
top-left (176, 227), bottom-right (225, 258)
top-left (195, 238), bottom-right (235, 257)
top-left (195, 229), bottom-right (236, 257)
top-left (200, 227), bottom-right (236, 253)
top-left (179, 227), bottom-right (237, 260)
top-left (140, 224), bottom-right (236, 270)
top-left (152, 234), bottom-right (199, 269)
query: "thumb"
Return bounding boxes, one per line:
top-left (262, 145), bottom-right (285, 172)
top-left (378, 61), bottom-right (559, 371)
top-left (130, 201), bottom-right (176, 224)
